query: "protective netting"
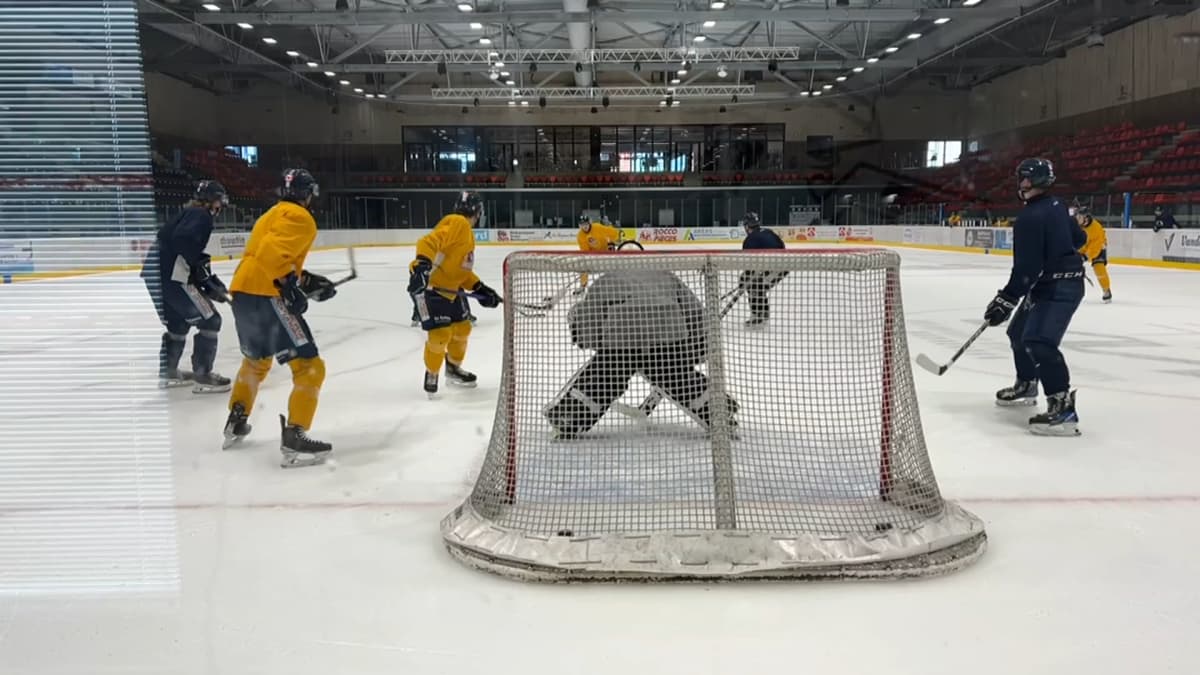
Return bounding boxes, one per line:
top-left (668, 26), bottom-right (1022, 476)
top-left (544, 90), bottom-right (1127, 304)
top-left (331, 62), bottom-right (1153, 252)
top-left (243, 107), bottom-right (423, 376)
top-left (443, 248), bottom-right (986, 581)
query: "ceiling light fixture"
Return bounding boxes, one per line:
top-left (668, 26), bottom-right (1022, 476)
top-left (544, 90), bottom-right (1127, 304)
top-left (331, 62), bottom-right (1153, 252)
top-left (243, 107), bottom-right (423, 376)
top-left (703, 20), bottom-right (716, 28)
top-left (261, 37), bottom-right (277, 45)
top-left (508, 101), bottom-right (516, 106)
top-left (377, 93), bottom-right (387, 99)
top-left (500, 70), bottom-right (510, 77)
top-left (812, 90), bottom-right (823, 96)
top-left (867, 56), bottom-right (879, 63)
top-left (934, 17), bottom-right (951, 24)
top-left (670, 77), bottom-right (681, 84)
top-left (339, 79), bottom-right (350, 85)
top-left (324, 71), bottom-right (336, 77)
top-left (306, 61), bottom-right (319, 68)
top-left (852, 66), bottom-right (865, 72)
top-left (907, 32), bottom-right (922, 40)
top-left (822, 83), bottom-right (833, 89)
top-left (365, 93), bottom-right (375, 99)
top-left (505, 79), bottom-right (515, 85)
top-left (494, 60), bottom-right (505, 67)
top-left (677, 68), bottom-right (688, 75)
top-left (286, 50), bottom-right (300, 57)
top-left (836, 75), bottom-right (847, 81)
top-left (237, 22), bottom-right (253, 30)
top-left (963, 0), bottom-right (982, 5)
top-left (885, 46), bottom-right (899, 53)
top-left (469, 22), bottom-right (483, 30)
top-left (457, 2), bottom-right (473, 11)
top-left (521, 100), bottom-right (529, 106)
top-left (201, 3), bottom-right (220, 11)
top-left (693, 35), bottom-right (707, 43)
top-left (479, 37), bottom-right (492, 45)
top-left (710, 0), bottom-right (726, 8)
top-left (354, 87), bottom-right (363, 93)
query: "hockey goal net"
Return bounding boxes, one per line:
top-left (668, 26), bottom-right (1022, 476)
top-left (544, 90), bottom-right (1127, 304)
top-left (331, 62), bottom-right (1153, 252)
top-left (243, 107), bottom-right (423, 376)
top-left (442, 248), bottom-right (986, 581)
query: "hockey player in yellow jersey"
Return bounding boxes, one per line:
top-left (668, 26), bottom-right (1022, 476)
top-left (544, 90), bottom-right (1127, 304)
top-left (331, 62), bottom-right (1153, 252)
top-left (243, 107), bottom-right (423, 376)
top-left (576, 213), bottom-right (621, 292)
top-left (409, 191), bottom-right (501, 397)
top-left (222, 169), bottom-right (341, 468)
top-left (1074, 204), bottom-right (1112, 303)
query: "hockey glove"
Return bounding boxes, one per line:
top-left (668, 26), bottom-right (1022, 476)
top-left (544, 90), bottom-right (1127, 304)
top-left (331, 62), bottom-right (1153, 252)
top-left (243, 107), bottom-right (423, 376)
top-left (276, 272), bottom-right (309, 316)
top-left (407, 256), bottom-right (433, 295)
top-left (472, 280), bottom-right (502, 308)
top-left (192, 260), bottom-right (229, 303)
top-left (984, 290), bottom-right (1020, 326)
top-left (300, 270), bottom-right (337, 302)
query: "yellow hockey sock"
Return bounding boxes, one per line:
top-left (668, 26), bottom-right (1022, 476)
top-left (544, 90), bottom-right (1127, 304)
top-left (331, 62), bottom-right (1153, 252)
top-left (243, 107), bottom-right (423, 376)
top-left (230, 357), bottom-right (273, 415)
top-left (287, 357), bottom-right (326, 430)
top-left (1093, 263), bottom-right (1111, 293)
top-left (446, 319), bottom-right (472, 366)
top-left (424, 325), bottom-right (453, 374)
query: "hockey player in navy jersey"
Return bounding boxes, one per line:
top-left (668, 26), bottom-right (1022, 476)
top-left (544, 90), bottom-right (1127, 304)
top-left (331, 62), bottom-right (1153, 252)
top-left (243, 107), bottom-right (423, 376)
top-left (140, 180), bottom-right (232, 393)
top-left (739, 211), bottom-right (786, 327)
top-left (984, 159), bottom-right (1087, 435)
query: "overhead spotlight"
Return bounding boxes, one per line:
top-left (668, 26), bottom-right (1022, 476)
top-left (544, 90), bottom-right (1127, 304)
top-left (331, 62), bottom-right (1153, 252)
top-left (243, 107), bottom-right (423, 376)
top-left (885, 46), bottom-right (900, 53)
top-left (867, 57), bottom-right (879, 63)
top-left (963, 0), bottom-right (982, 5)
top-left (539, 96), bottom-right (546, 108)
top-left (717, 65), bottom-right (728, 78)
top-left (488, 51), bottom-right (499, 58)
top-left (934, 17), bottom-right (951, 24)
top-left (670, 77), bottom-right (681, 84)
top-left (822, 83), bottom-right (833, 90)
top-left (693, 35), bottom-right (707, 43)
top-left (521, 100), bottom-right (529, 106)
top-left (659, 100), bottom-right (667, 107)
top-left (672, 100), bottom-right (681, 107)
top-left (354, 87), bottom-right (364, 93)
top-left (489, 71), bottom-right (500, 80)
top-left (201, 2), bottom-right (220, 10)
top-left (286, 50), bottom-right (300, 57)
top-left (907, 32), bottom-right (922, 40)
top-left (812, 90), bottom-right (823, 96)
top-left (261, 37), bottom-right (277, 45)
top-left (800, 91), bottom-right (810, 97)
top-left (339, 79), bottom-right (350, 85)
top-left (306, 61), bottom-right (319, 68)
top-left (479, 37), bottom-right (492, 45)
top-left (508, 101), bottom-right (516, 106)
top-left (377, 93), bottom-right (387, 99)
top-left (602, 95), bottom-right (610, 108)
top-left (324, 71), bottom-right (335, 77)
top-left (505, 79), bottom-right (515, 85)
top-left (236, 22), bottom-right (253, 30)
top-left (457, 2), bottom-right (473, 11)
top-left (703, 20), bottom-right (716, 28)
top-left (710, 0), bottom-right (726, 8)
top-left (677, 67), bottom-right (688, 76)
top-left (852, 66), bottom-right (865, 72)
top-left (836, 75), bottom-right (847, 81)
top-left (366, 93), bottom-right (376, 99)
top-left (469, 22), bottom-right (483, 30)
top-left (500, 71), bottom-right (510, 77)
top-left (511, 88), bottom-right (520, 95)
top-left (494, 60), bottom-right (505, 68)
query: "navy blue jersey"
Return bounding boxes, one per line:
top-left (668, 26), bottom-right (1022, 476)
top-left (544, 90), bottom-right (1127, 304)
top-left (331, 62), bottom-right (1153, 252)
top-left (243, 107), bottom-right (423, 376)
top-left (1001, 194), bottom-right (1085, 298)
top-left (141, 206), bottom-right (215, 281)
top-left (742, 227), bottom-right (785, 250)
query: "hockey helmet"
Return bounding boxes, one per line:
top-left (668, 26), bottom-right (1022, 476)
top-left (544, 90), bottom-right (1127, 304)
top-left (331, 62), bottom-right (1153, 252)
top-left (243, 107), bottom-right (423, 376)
top-left (453, 190), bottom-right (484, 219)
top-left (1016, 158), bottom-right (1055, 189)
top-left (281, 169), bottom-right (319, 202)
top-left (742, 211), bottom-right (762, 229)
top-left (195, 179), bottom-right (229, 206)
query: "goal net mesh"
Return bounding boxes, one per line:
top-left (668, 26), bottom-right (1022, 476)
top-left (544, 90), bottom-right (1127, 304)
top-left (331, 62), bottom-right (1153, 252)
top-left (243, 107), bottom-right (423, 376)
top-left (442, 248), bottom-right (986, 581)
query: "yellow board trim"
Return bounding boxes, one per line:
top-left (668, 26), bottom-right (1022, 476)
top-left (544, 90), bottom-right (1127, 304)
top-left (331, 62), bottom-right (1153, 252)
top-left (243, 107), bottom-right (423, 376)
top-left (6, 236), bottom-right (1200, 283)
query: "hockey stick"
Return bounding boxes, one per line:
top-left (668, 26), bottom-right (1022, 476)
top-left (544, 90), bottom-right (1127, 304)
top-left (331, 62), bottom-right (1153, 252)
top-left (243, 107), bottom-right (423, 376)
top-left (304, 246), bottom-right (358, 298)
top-left (719, 287), bottom-right (745, 318)
top-left (915, 321), bottom-right (989, 376)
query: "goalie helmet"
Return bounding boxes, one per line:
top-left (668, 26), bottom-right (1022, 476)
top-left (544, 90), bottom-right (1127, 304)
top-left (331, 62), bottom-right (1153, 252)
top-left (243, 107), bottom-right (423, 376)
top-left (742, 211), bottom-right (762, 230)
top-left (281, 169), bottom-right (319, 202)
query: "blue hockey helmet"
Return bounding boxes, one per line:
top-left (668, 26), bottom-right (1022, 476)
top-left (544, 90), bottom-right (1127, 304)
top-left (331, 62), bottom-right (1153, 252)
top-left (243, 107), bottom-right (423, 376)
top-left (1016, 158), bottom-right (1055, 189)
top-left (281, 168), bottom-right (319, 202)
top-left (195, 179), bottom-right (228, 206)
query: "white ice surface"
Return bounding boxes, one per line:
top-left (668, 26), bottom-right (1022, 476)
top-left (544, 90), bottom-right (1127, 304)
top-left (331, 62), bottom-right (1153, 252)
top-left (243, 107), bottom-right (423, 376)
top-left (1, 243), bottom-right (1198, 674)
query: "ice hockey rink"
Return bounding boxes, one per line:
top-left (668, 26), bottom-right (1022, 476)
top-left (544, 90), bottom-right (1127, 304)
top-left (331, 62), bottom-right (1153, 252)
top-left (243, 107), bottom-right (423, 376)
top-left (1, 242), bottom-right (1198, 675)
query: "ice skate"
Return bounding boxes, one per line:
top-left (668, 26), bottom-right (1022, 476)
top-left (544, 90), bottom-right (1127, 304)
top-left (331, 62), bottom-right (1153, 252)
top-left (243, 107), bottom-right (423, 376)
top-left (222, 403), bottom-right (252, 450)
top-left (158, 368), bottom-right (193, 389)
top-left (192, 370), bottom-right (231, 394)
top-left (1029, 390), bottom-right (1080, 436)
top-left (445, 361), bottom-right (478, 388)
top-left (279, 415), bottom-right (332, 468)
top-left (424, 370), bottom-right (440, 399)
top-left (1102, 290), bottom-right (1112, 303)
top-left (745, 316), bottom-right (768, 329)
top-left (996, 379), bottom-right (1038, 407)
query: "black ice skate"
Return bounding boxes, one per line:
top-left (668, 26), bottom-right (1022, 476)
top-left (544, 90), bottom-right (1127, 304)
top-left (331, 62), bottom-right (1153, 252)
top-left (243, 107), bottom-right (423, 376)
top-left (159, 368), bottom-right (194, 389)
top-left (192, 370), bottom-right (231, 394)
top-left (995, 379), bottom-right (1039, 407)
top-left (1102, 290), bottom-right (1112, 303)
top-left (424, 370), bottom-right (440, 398)
top-left (1029, 390), bottom-right (1080, 436)
top-left (445, 361), bottom-right (478, 388)
top-left (745, 316), bottom-right (768, 329)
top-left (222, 403), bottom-right (252, 450)
top-left (279, 415), bottom-right (333, 468)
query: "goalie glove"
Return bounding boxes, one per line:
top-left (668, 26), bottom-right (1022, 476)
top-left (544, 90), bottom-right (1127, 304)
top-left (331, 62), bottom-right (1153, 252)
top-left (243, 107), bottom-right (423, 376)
top-left (275, 272), bottom-right (309, 316)
top-left (407, 255), bottom-right (432, 295)
top-left (471, 280), bottom-right (502, 308)
top-left (300, 270), bottom-right (337, 302)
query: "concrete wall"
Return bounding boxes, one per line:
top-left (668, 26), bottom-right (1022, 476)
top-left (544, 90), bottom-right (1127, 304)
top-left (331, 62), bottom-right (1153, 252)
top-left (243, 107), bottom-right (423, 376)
top-left (967, 9), bottom-right (1200, 136)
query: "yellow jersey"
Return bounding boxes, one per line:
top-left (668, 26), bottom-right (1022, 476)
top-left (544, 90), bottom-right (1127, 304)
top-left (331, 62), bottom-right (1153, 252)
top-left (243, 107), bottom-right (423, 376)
top-left (577, 223), bottom-right (621, 252)
top-left (414, 213), bottom-right (479, 298)
top-left (230, 201), bottom-right (317, 297)
top-left (1079, 218), bottom-right (1107, 262)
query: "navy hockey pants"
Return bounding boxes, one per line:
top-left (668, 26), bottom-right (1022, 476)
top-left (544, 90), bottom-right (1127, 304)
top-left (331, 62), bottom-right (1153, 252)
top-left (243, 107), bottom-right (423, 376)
top-left (1007, 279), bottom-right (1084, 396)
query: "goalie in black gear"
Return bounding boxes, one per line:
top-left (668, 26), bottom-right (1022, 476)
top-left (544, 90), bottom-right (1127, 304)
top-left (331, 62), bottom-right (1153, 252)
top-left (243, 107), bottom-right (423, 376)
top-left (738, 211), bottom-right (787, 327)
top-left (139, 179), bottom-right (232, 393)
top-left (544, 268), bottom-right (738, 439)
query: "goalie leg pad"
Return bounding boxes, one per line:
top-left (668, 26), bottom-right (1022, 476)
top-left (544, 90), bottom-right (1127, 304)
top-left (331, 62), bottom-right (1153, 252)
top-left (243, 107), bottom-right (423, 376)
top-left (287, 356), bottom-right (326, 430)
top-left (545, 351), bottom-right (637, 437)
top-left (230, 357), bottom-right (273, 417)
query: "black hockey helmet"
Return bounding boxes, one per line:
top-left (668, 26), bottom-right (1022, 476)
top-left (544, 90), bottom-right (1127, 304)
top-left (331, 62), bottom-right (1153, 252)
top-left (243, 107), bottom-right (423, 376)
top-left (1154, 205), bottom-right (1163, 214)
top-left (452, 190), bottom-right (484, 218)
top-left (281, 168), bottom-right (319, 202)
top-left (742, 211), bottom-right (762, 229)
top-left (1074, 203), bottom-right (1090, 218)
top-left (1016, 158), bottom-right (1055, 189)
top-left (577, 213), bottom-right (591, 226)
top-left (195, 179), bottom-right (228, 205)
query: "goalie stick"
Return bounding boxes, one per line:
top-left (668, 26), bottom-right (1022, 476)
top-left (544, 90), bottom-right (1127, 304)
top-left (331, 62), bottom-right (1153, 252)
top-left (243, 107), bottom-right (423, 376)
top-left (915, 321), bottom-right (989, 376)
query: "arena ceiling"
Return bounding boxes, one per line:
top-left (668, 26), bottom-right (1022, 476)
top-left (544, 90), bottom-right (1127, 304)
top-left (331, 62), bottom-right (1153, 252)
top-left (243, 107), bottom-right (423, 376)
top-left (140, 0), bottom-right (1197, 108)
